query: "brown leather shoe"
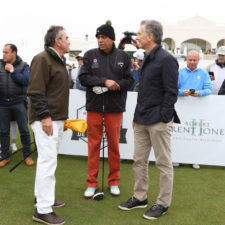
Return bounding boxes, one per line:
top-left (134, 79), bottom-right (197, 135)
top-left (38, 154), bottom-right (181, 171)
top-left (0, 159), bottom-right (10, 168)
top-left (34, 198), bottom-right (65, 208)
top-left (24, 157), bottom-right (34, 166)
top-left (52, 200), bottom-right (65, 208)
top-left (32, 209), bottom-right (65, 225)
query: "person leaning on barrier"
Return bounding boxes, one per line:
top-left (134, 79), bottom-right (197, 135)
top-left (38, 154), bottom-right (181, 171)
top-left (119, 20), bottom-right (180, 220)
top-left (206, 46), bottom-right (225, 95)
top-left (0, 43), bottom-right (34, 168)
top-left (28, 25), bottom-right (70, 225)
top-left (174, 50), bottom-right (213, 169)
top-left (79, 23), bottom-right (134, 198)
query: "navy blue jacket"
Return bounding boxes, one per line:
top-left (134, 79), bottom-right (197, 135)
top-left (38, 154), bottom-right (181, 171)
top-left (0, 56), bottom-right (29, 102)
top-left (134, 45), bottom-right (180, 125)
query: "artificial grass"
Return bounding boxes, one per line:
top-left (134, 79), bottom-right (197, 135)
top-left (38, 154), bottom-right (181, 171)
top-left (0, 151), bottom-right (224, 225)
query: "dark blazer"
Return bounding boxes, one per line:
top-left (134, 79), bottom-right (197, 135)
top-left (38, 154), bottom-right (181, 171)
top-left (134, 45), bottom-right (180, 125)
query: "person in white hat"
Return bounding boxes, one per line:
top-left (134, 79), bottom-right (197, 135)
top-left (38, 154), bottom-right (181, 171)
top-left (206, 46), bottom-right (225, 94)
top-left (129, 49), bottom-right (145, 91)
top-left (71, 52), bottom-right (85, 90)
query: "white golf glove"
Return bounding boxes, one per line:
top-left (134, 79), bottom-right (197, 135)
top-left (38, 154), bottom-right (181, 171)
top-left (93, 86), bottom-right (109, 95)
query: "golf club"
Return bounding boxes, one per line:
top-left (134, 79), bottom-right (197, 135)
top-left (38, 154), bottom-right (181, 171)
top-left (93, 90), bottom-right (105, 201)
top-left (9, 146), bottom-right (36, 172)
top-left (9, 135), bottom-right (37, 173)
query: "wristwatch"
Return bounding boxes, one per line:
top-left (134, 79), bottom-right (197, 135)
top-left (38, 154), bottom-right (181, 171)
top-left (10, 69), bottom-right (14, 73)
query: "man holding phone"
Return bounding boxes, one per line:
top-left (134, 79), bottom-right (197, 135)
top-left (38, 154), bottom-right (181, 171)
top-left (178, 50), bottom-right (213, 97)
top-left (206, 46), bottom-right (225, 94)
top-left (175, 50), bottom-right (213, 169)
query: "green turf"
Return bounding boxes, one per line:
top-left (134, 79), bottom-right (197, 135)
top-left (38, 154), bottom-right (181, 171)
top-left (0, 147), bottom-right (224, 225)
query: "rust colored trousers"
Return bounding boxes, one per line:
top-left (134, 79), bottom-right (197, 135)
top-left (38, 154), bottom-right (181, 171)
top-left (86, 111), bottom-right (122, 187)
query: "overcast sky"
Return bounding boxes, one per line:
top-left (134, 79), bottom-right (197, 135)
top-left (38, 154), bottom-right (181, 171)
top-left (1, 0), bottom-right (225, 62)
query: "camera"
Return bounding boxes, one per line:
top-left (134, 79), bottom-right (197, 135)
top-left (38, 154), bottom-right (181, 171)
top-left (122, 31), bottom-right (137, 44)
top-left (189, 89), bottom-right (195, 94)
top-left (118, 31), bottom-right (137, 49)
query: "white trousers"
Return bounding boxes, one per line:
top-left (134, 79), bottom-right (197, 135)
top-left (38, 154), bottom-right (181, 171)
top-left (31, 121), bottom-right (64, 214)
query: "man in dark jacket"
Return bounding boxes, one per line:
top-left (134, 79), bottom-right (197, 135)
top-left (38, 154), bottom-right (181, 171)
top-left (79, 23), bottom-right (134, 198)
top-left (119, 20), bottom-right (180, 220)
top-left (0, 43), bottom-right (34, 167)
top-left (28, 26), bottom-right (70, 225)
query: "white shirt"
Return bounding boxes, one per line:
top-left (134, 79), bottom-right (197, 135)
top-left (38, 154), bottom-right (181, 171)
top-left (207, 63), bottom-right (225, 94)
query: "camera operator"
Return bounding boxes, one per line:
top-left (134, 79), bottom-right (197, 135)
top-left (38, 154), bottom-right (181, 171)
top-left (176, 50), bottom-right (213, 169)
top-left (118, 31), bottom-right (138, 50)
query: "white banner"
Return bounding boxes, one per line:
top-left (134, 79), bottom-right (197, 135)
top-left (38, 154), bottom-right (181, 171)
top-left (60, 89), bottom-right (225, 167)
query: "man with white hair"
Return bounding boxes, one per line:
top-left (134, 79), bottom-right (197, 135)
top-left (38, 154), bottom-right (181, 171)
top-left (206, 46), bottom-right (225, 94)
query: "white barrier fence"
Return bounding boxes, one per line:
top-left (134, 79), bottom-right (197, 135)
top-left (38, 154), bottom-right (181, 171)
top-left (59, 89), bottom-right (225, 167)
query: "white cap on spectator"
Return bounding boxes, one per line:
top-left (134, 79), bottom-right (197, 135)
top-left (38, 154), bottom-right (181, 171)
top-left (217, 46), bottom-right (225, 55)
top-left (133, 49), bottom-right (145, 60)
top-left (76, 52), bottom-right (84, 59)
top-left (66, 60), bottom-right (73, 66)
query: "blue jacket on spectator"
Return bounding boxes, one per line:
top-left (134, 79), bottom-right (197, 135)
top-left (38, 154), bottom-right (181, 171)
top-left (178, 67), bottom-right (213, 96)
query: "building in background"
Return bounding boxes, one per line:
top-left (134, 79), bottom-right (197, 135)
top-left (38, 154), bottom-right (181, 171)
top-left (69, 16), bottom-right (225, 68)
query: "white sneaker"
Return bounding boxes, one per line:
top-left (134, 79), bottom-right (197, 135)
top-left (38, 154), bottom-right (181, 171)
top-left (110, 186), bottom-right (120, 196)
top-left (11, 143), bottom-right (18, 153)
top-left (173, 163), bottom-right (180, 167)
top-left (192, 164), bottom-right (200, 169)
top-left (84, 187), bottom-right (97, 198)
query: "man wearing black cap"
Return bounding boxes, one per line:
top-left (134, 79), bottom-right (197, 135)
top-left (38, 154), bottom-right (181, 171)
top-left (79, 23), bottom-right (134, 198)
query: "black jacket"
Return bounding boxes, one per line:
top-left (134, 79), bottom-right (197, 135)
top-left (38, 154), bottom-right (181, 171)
top-left (79, 45), bottom-right (134, 112)
top-left (0, 56), bottom-right (29, 101)
top-left (134, 45), bottom-right (180, 125)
